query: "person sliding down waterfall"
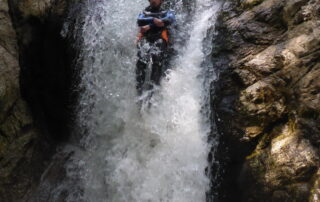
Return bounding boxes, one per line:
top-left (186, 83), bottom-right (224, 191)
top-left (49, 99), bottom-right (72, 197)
top-left (135, 0), bottom-right (176, 99)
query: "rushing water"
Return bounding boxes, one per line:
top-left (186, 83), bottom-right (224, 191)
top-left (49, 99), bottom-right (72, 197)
top-left (31, 0), bottom-right (221, 201)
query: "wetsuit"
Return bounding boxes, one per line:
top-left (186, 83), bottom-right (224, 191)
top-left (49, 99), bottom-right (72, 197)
top-left (136, 5), bottom-right (176, 95)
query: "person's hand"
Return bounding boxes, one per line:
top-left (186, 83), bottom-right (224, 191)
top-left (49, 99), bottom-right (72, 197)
top-left (140, 25), bottom-right (151, 33)
top-left (153, 18), bottom-right (164, 27)
top-left (135, 32), bottom-right (143, 44)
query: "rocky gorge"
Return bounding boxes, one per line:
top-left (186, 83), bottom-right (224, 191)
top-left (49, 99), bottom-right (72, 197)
top-left (0, 0), bottom-right (320, 201)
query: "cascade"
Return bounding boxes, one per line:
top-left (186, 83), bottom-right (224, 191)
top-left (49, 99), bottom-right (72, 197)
top-left (31, 1), bottom-right (221, 201)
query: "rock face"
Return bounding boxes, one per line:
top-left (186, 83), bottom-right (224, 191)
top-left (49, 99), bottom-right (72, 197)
top-left (0, 0), bottom-right (76, 201)
top-left (10, 0), bottom-right (77, 141)
top-left (0, 0), bottom-right (44, 201)
top-left (213, 0), bottom-right (320, 201)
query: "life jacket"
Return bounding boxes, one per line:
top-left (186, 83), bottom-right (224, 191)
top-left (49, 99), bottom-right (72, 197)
top-left (137, 29), bottom-right (169, 43)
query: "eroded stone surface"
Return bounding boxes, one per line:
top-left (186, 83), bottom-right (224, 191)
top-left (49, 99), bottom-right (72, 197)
top-left (241, 121), bottom-right (319, 200)
top-left (214, 0), bottom-right (320, 201)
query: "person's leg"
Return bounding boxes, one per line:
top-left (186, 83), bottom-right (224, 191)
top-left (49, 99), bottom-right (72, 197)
top-left (136, 58), bottom-right (147, 96)
top-left (151, 39), bottom-right (167, 86)
top-left (136, 39), bottom-right (153, 95)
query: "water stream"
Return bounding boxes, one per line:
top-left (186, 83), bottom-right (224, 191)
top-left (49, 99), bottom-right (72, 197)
top-left (31, 1), bottom-right (221, 201)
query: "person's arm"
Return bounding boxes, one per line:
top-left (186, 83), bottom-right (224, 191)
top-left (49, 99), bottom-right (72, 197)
top-left (153, 10), bottom-right (176, 28)
top-left (160, 10), bottom-right (176, 26)
top-left (137, 12), bottom-right (154, 35)
top-left (137, 12), bottom-right (154, 27)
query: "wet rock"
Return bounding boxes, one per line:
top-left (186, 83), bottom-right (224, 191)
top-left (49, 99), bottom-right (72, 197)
top-left (241, 0), bottom-right (265, 9)
top-left (0, 1), bottom-right (48, 201)
top-left (25, 148), bottom-right (84, 202)
top-left (213, 0), bottom-right (320, 201)
top-left (241, 121), bottom-right (319, 201)
top-left (310, 170), bottom-right (320, 202)
top-left (283, 0), bottom-right (309, 27)
top-left (0, 0), bottom-right (78, 201)
top-left (238, 79), bottom-right (286, 126)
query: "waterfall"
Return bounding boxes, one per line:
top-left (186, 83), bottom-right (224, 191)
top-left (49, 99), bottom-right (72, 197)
top-left (30, 0), bottom-right (221, 201)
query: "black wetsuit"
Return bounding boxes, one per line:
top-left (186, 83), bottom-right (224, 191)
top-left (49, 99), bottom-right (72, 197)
top-left (136, 5), bottom-right (175, 95)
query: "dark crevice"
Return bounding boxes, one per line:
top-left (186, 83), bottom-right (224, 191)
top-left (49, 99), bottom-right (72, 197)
top-left (1, 1), bottom-right (80, 202)
top-left (16, 17), bottom-right (76, 143)
top-left (7, 0), bottom-right (80, 144)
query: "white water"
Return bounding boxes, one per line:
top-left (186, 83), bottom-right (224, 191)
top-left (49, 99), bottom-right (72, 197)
top-left (62, 0), bottom-right (221, 202)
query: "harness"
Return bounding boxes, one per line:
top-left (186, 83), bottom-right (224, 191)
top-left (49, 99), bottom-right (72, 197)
top-left (137, 29), bottom-right (169, 43)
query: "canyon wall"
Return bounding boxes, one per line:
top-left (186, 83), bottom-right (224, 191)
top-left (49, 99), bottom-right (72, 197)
top-left (0, 0), bottom-right (77, 201)
top-left (213, 0), bottom-right (320, 201)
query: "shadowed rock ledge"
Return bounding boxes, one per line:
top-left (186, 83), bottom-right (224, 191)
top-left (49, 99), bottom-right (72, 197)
top-left (212, 0), bottom-right (320, 201)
